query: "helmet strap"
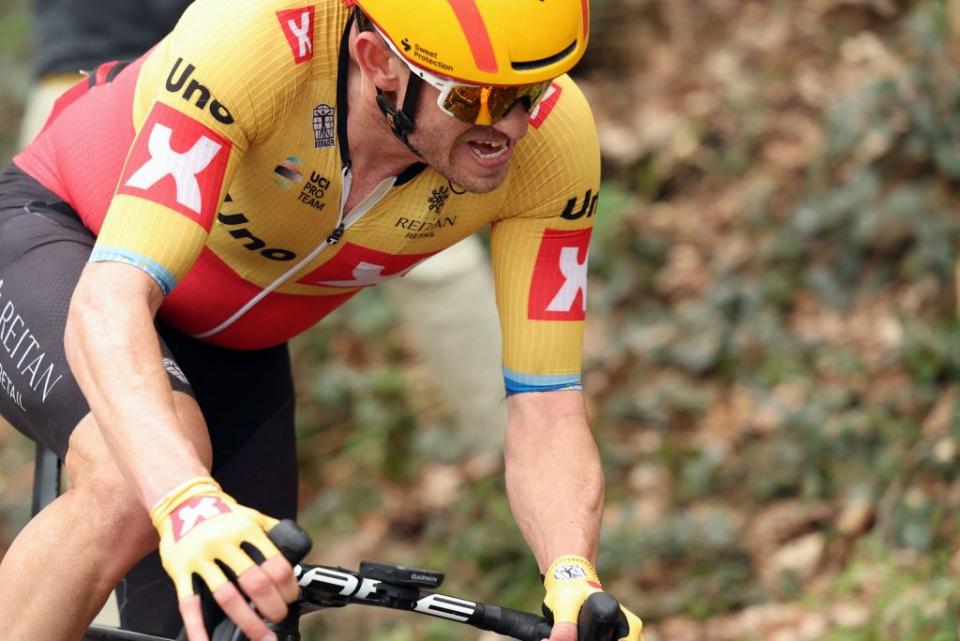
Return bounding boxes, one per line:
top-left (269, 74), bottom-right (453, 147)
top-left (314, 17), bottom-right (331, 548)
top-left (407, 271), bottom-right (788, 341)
top-left (376, 73), bottom-right (423, 156)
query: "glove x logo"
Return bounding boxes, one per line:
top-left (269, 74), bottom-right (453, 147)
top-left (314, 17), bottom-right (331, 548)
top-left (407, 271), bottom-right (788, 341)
top-left (171, 496), bottom-right (231, 541)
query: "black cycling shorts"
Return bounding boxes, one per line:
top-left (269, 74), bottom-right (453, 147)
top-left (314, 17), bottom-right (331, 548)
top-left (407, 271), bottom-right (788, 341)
top-left (0, 162), bottom-right (300, 635)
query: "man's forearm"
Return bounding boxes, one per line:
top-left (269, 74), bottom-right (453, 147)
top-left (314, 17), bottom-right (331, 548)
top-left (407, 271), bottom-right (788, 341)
top-left (504, 391), bottom-right (604, 571)
top-left (65, 264), bottom-right (209, 508)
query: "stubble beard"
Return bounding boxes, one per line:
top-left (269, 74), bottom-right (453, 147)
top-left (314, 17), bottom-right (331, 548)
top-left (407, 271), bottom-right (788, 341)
top-left (409, 130), bottom-right (510, 195)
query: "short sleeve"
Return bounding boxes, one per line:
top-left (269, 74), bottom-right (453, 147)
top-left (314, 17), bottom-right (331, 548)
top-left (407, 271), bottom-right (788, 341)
top-left (490, 75), bottom-right (601, 395)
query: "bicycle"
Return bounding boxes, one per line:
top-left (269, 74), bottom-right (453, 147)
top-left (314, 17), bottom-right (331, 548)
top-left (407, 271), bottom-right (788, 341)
top-left (28, 444), bottom-right (623, 641)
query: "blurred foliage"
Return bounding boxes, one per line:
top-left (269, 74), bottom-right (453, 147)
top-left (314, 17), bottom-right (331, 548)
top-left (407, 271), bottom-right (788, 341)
top-left (292, 2), bottom-right (960, 637)
top-left (0, 0), bottom-right (29, 164)
top-left (2, 1), bottom-right (960, 641)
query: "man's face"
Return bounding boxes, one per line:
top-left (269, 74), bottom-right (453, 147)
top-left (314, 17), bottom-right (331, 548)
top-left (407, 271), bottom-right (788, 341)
top-left (404, 80), bottom-right (531, 194)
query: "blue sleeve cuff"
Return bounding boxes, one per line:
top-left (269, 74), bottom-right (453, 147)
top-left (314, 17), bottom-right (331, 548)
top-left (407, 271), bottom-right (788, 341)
top-left (89, 247), bottom-right (178, 296)
top-left (503, 367), bottom-right (582, 396)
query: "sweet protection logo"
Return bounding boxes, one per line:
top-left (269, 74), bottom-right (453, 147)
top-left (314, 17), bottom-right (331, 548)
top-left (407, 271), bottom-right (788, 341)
top-left (528, 228), bottom-right (592, 321)
top-left (278, 7), bottom-right (316, 64)
top-left (117, 103), bottom-right (231, 231)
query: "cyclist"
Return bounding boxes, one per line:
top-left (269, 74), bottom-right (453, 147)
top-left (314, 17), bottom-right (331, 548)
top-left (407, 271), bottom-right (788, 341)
top-left (0, 2), bottom-right (643, 641)
top-left (19, 0), bottom-right (505, 464)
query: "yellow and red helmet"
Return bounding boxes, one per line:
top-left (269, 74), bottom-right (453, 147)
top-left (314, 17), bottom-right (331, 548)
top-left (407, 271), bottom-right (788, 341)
top-left (350, 0), bottom-right (590, 86)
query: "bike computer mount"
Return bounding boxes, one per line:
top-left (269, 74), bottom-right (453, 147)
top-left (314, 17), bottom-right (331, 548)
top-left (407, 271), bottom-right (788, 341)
top-left (359, 560), bottom-right (445, 589)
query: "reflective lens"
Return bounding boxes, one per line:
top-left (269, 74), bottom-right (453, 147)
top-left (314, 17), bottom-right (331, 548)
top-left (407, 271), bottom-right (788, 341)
top-left (377, 25), bottom-right (553, 127)
top-left (441, 82), bottom-right (552, 126)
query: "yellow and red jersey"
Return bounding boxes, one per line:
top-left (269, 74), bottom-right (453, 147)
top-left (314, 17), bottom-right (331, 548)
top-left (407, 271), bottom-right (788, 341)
top-left (14, 0), bottom-right (600, 395)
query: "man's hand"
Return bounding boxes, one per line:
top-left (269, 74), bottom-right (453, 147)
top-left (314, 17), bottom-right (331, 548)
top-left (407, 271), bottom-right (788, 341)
top-left (150, 476), bottom-right (300, 641)
top-left (542, 555), bottom-right (643, 641)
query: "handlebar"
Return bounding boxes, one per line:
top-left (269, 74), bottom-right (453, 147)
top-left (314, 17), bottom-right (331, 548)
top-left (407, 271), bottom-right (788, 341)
top-left (293, 557), bottom-right (622, 641)
top-left (577, 592), bottom-right (621, 641)
top-left (89, 520), bottom-right (624, 641)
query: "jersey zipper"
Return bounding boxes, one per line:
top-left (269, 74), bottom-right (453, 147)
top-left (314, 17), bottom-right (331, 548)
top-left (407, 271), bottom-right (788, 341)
top-left (192, 165), bottom-right (397, 340)
top-left (325, 166), bottom-right (394, 244)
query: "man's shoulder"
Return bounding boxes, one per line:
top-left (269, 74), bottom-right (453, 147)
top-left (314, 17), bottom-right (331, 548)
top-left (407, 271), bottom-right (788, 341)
top-left (162, 0), bottom-right (349, 85)
top-left (503, 75), bottom-right (600, 193)
top-left (176, 0), bottom-right (348, 40)
top-left (488, 75), bottom-right (600, 221)
top-left (516, 74), bottom-right (599, 169)
top-left (136, 0), bottom-right (348, 140)
top-left (528, 75), bottom-right (595, 132)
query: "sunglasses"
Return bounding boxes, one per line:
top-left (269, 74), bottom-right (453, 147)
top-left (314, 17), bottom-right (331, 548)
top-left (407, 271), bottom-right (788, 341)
top-left (377, 28), bottom-right (553, 126)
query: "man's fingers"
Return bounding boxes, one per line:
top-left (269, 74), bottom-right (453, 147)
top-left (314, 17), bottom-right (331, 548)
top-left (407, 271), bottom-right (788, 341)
top-left (213, 580), bottom-right (277, 641)
top-left (178, 594), bottom-right (211, 641)
top-left (548, 621), bottom-right (578, 641)
top-left (620, 608), bottom-right (644, 641)
top-left (236, 562), bottom-right (290, 623)
top-left (243, 507), bottom-right (279, 534)
top-left (260, 554), bottom-right (300, 603)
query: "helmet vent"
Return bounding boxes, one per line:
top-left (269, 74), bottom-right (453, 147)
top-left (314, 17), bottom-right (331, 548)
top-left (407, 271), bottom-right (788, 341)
top-left (511, 40), bottom-right (578, 71)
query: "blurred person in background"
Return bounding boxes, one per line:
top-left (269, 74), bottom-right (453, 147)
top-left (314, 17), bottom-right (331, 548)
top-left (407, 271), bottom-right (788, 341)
top-left (20, 0), bottom-right (506, 461)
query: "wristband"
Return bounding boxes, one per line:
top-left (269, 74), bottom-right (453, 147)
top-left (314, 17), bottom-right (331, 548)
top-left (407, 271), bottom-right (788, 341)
top-left (544, 555), bottom-right (601, 589)
top-left (149, 476), bottom-right (222, 528)
top-left (543, 555), bottom-right (604, 627)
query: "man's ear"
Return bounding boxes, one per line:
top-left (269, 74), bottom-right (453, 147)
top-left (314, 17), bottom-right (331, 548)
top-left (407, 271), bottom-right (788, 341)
top-left (353, 32), bottom-right (402, 92)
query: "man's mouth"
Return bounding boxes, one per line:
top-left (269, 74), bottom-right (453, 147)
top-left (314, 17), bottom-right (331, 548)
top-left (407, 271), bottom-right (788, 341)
top-left (467, 138), bottom-right (512, 163)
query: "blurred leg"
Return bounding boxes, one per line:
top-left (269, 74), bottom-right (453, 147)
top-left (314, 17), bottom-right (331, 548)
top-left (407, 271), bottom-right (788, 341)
top-left (383, 236), bottom-right (506, 458)
top-left (0, 393), bottom-right (204, 641)
top-left (19, 73), bottom-right (82, 148)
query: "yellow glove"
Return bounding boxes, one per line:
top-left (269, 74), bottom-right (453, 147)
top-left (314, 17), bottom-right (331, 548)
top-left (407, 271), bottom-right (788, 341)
top-left (543, 555), bottom-right (644, 641)
top-left (150, 476), bottom-right (281, 601)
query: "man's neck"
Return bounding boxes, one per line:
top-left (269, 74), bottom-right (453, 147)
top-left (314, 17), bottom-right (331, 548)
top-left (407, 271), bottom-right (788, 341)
top-left (345, 60), bottom-right (421, 183)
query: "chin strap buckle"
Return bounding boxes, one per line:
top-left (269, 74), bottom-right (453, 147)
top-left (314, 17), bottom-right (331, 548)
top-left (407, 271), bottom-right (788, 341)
top-left (377, 92), bottom-right (414, 139)
top-left (375, 73), bottom-right (423, 156)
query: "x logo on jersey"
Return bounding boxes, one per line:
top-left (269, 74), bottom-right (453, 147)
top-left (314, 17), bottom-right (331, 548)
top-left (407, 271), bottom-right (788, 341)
top-left (117, 102), bottom-right (231, 231)
top-left (528, 228), bottom-right (592, 321)
top-left (278, 7), bottom-right (316, 64)
top-left (297, 243), bottom-right (437, 288)
top-left (125, 124), bottom-right (222, 215)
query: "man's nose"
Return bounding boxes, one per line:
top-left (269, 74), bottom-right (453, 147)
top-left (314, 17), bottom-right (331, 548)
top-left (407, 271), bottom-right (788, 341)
top-left (492, 102), bottom-right (530, 142)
